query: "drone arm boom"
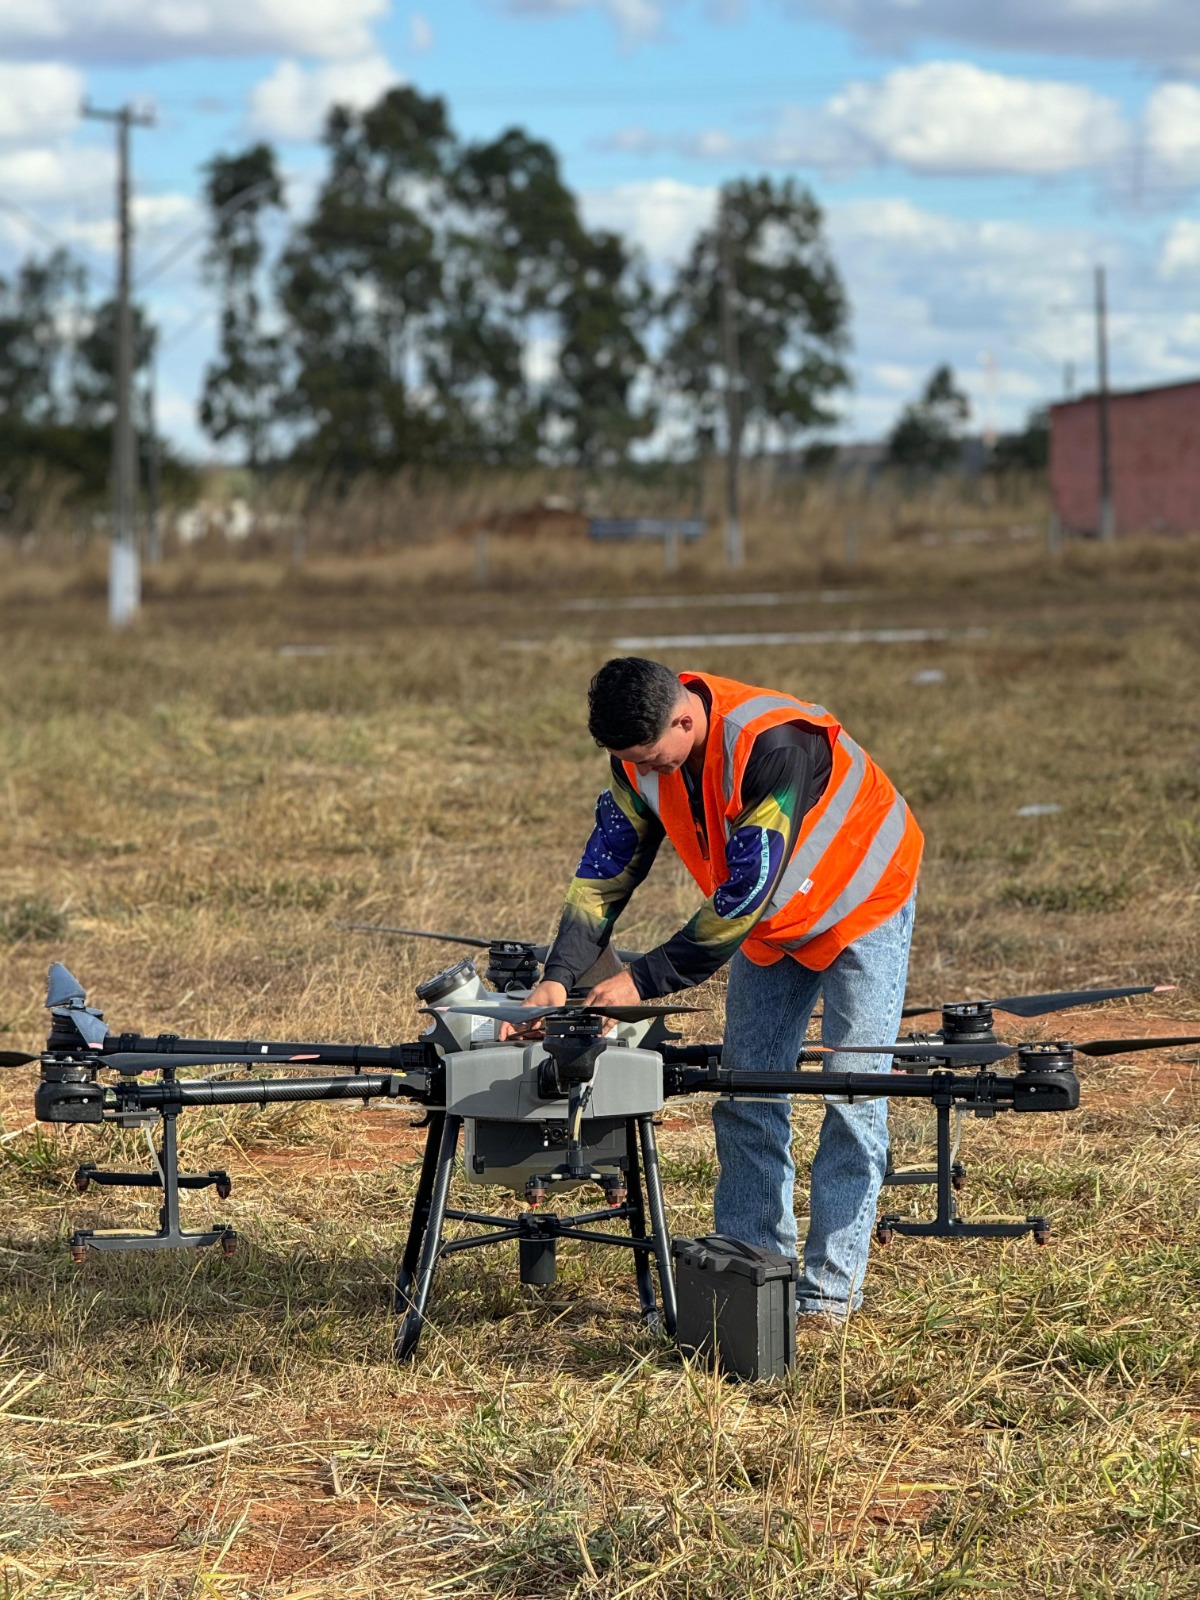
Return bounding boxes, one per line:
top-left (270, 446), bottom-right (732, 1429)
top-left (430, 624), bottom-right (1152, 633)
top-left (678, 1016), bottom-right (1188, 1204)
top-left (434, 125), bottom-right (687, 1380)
top-left (115, 1070), bottom-right (434, 1112)
top-left (664, 1064), bottom-right (1079, 1112)
top-left (98, 1035), bottom-right (433, 1073)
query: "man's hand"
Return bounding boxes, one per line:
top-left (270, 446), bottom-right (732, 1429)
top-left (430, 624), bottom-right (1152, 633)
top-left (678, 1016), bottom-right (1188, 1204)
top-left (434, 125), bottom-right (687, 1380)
top-left (498, 979), bottom-right (567, 1042)
top-left (584, 970), bottom-right (642, 1011)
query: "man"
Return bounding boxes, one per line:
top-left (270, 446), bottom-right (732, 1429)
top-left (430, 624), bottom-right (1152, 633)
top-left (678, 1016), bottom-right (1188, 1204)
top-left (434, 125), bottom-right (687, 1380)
top-left (520, 657), bottom-right (922, 1324)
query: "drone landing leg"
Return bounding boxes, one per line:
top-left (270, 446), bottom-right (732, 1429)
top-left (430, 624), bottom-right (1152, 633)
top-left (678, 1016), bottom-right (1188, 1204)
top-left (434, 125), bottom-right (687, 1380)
top-left (637, 1116), bottom-right (677, 1337)
top-left (395, 1113), bottom-right (446, 1312)
top-left (70, 1109), bottom-right (236, 1259)
top-left (624, 1117), bottom-right (658, 1323)
top-left (876, 1100), bottom-right (1048, 1246)
top-left (395, 1114), bottom-right (462, 1360)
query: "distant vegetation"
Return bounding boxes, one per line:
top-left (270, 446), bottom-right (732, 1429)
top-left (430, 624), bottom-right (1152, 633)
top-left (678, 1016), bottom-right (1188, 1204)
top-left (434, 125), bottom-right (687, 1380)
top-left (0, 84), bottom-right (1047, 535)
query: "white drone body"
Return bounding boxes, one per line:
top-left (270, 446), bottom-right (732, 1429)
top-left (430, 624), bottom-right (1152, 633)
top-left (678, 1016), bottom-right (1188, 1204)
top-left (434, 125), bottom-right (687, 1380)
top-left (417, 958), bottom-right (666, 1196)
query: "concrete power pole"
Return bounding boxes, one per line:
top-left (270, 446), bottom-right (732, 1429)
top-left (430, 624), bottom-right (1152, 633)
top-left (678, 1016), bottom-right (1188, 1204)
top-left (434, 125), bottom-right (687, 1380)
top-left (719, 200), bottom-right (744, 572)
top-left (1094, 264), bottom-right (1116, 542)
top-left (83, 100), bottom-right (155, 625)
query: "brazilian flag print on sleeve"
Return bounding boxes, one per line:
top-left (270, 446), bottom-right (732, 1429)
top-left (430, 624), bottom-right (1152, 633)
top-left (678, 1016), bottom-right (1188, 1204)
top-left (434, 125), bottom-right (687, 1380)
top-left (543, 741), bottom-right (817, 999)
top-left (540, 761), bottom-right (664, 992)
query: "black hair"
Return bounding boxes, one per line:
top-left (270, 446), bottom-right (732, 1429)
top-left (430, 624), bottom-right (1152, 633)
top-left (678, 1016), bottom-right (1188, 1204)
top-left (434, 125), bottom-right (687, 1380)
top-left (587, 657), bottom-right (685, 750)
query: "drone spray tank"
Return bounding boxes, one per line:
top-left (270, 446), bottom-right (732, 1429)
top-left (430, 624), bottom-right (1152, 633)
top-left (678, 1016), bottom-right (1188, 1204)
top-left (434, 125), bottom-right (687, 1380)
top-left (415, 959), bottom-right (495, 1052)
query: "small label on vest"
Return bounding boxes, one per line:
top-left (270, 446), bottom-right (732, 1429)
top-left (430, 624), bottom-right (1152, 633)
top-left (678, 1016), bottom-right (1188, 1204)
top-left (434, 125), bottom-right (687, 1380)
top-left (799, 877), bottom-right (814, 895)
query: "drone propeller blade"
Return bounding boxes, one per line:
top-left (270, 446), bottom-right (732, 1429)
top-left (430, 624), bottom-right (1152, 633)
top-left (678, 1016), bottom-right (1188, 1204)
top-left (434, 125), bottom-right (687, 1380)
top-left (98, 1050), bottom-right (324, 1072)
top-left (55, 1007), bottom-right (109, 1047)
top-left (903, 983), bottom-right (1173, 1020)
top-left (811, 1041), bottom-right (1017, 1066)
top-left (0, 1049), bottom-right (38, 1068)
top-left (46, 962), bottom-right (86, 1009)
top-left (436, 1001), bottom-right (704, 1027)
top-left (1074, 1034), bottom-right (1200, 1059)
top-left (989, 984), bottom-right (1175, 1018)
top-left (340, 922), bottom-right (646, 966)
top-left (340, 923), bottom-right (494, 949)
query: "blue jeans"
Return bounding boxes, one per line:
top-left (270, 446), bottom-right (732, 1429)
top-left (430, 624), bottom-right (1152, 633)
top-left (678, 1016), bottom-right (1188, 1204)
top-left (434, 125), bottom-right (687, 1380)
top-left (712, 891), bottom-right (916, 1317)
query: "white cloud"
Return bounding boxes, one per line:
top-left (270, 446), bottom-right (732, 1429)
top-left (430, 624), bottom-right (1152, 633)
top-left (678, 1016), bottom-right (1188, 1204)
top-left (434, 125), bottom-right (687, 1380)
top-left (0, 62), bottom-right (82, 144)
top-left (409, 12), bottom-right (434, 53)
top-left (805, 0), bottom-right (1200, 69)
top-left (505, 0), bottom-right (667, 48)
top-left (0, 142), bottom-right (112, 204)
top-left (581, 177), bottom-right (716, 264)
top-left (249, 52), bottom-right (401, 142)
top-left (823, 62), bottom-right (1126, 176)
top-left (0, 0), bottom-right (387, 64)
top-left (1160, 219), bottom-right (1200, 279)
top-left (610, 62), bottom-right (1128, 178)
top-left (1144, 82), bottom-right (1200, 187)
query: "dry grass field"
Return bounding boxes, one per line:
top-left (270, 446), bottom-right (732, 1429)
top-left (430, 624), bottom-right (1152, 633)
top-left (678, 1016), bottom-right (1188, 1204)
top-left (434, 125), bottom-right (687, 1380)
top-left (0, 511), bottom-right (1198, 1599)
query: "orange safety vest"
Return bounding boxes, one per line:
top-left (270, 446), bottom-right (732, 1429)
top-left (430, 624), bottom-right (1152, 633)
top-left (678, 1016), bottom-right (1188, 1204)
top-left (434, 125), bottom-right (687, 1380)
top-left (622, 672), bottom-right (923, 971)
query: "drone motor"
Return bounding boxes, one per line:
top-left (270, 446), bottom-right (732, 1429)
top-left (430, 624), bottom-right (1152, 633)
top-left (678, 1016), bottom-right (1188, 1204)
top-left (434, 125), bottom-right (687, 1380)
top-left (939, 1002), bottom-right (998, 1042)
top-left (484, 940), bottom-right (542, 993)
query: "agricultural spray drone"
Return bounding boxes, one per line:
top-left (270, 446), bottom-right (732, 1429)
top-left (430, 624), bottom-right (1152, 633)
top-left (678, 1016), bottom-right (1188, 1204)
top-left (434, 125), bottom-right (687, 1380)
top-left (6, 941), bottom-right (1195, 1359)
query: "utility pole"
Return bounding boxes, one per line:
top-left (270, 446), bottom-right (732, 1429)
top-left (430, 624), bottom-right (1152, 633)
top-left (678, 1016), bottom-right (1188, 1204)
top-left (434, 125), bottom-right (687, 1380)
top-left (719, 198), bottom-right (744, 572)
top-left (1094, 264), bottom-right (1115, 542)
top-left (83, 100), bottom-right (155, 624)
top-left (981, 351), bottom-right (997, 452)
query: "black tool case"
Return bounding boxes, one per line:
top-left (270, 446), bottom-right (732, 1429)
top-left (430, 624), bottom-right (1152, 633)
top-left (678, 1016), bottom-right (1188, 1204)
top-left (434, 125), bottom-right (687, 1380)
top-left (672, 1234), bottom-right (798, 1380)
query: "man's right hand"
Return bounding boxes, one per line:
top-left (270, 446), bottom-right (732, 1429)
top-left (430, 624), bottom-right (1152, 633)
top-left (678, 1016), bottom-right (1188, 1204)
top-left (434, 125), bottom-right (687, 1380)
top-left (498, 979), bottom-right (568, 1041)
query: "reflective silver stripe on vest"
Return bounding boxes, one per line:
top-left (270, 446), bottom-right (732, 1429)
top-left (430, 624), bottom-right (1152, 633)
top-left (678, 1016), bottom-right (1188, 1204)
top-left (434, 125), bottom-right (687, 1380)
top-left (637, 770), bottom-right (660, 814)
top-left (762, 732), bottom-right (866, 918)
top-left (782, 792), bottom-right (910, 949)
top-left (720, 692), bottom-right (831, 806)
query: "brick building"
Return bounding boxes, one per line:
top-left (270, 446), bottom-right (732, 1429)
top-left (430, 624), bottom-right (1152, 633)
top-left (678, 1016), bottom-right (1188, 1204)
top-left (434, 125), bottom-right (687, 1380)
top-left (1049, 378), bottom-right (1200, 536)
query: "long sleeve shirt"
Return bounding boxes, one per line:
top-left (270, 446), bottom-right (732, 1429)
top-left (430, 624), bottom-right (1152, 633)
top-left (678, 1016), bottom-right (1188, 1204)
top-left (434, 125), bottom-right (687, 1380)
top-left (542, 718), bottom-right (833, 999)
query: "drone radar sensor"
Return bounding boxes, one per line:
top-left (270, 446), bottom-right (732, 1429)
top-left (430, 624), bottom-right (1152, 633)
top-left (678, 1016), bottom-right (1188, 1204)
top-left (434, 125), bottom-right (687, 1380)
top-left (14, 944), bottom-right (1198, 1361)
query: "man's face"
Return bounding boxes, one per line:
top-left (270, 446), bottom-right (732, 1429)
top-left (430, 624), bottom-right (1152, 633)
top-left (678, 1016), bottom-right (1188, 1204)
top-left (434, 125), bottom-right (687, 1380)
top-left (611, 707), bottom-right (695, 776)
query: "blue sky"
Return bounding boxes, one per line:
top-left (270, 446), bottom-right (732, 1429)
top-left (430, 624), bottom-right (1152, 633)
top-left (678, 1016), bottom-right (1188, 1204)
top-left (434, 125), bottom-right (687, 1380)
top-left (4, 0), bottom-right (1200, 456)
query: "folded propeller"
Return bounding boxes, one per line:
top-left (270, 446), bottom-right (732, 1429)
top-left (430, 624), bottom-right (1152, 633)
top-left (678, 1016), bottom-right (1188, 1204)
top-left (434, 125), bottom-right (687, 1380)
top-left (433, 1000), bottom-right (704, 1026)
top-left (901, 982), bottom-right (1175, 1020)
top-left (339, 922), bottom-right (645, 965)
top-left (813, 1033), bottom-right (1200, 1067)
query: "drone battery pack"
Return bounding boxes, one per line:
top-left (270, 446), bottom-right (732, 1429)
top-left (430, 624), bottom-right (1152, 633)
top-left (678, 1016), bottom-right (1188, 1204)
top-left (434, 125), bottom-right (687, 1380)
top-left (672, 1235), bottom-right (798, 1381)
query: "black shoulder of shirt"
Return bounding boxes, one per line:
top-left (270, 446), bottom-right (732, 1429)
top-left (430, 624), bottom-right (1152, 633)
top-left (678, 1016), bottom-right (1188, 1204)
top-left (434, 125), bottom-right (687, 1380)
top-left (739, 721), bottom-right (833, 813)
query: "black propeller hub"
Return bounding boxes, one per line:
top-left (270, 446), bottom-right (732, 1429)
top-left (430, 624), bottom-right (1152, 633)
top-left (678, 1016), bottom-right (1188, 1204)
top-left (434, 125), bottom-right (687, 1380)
top-left (1017, 1042), bottom-right (1076, 1073)
top-left (940, 1002), bottom-right (997, 1042)
top-left (485, 941), bottom-right (541, 993)
top-left (538, 1012), bottom-right (608, 1097)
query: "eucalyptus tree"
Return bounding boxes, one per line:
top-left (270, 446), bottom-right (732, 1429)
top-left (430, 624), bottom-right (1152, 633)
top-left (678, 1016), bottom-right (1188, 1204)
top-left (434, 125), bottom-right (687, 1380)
top-left (199, 142), bottom-right (287, 469)
top-left (660, 177), bottom-right (850, 461)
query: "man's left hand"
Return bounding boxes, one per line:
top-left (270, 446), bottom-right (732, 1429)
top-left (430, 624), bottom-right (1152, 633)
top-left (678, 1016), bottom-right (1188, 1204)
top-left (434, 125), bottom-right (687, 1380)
top-left (584, 970), bottom-right (642, 1010)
